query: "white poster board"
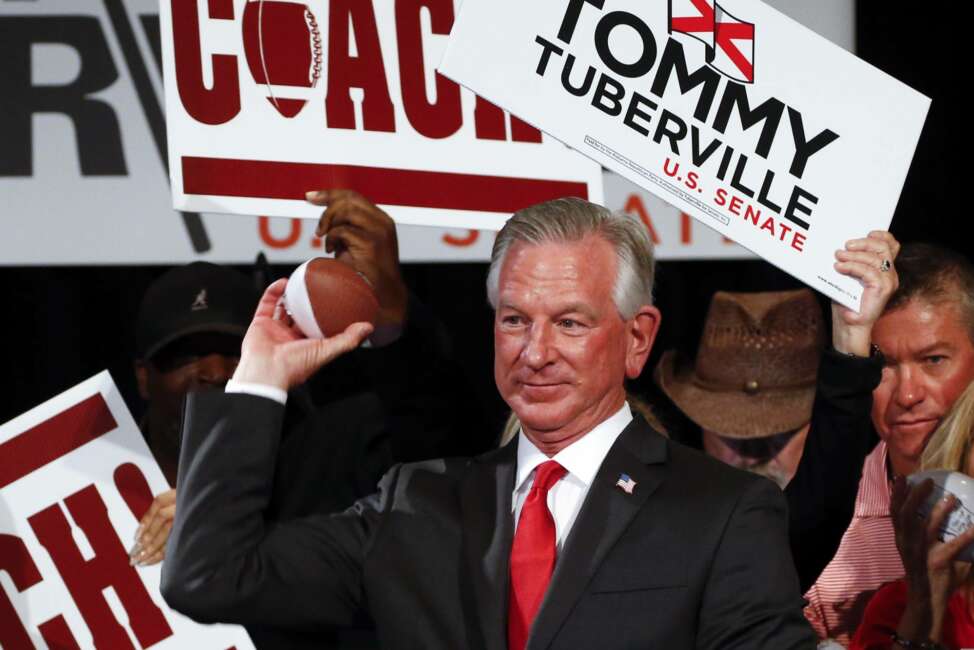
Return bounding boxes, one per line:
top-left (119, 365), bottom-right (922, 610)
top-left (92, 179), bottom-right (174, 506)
top-left (159, 0), bottom-right (603, 230)
top-left (0, 372), bottom-right (254, 649)
top-left (439, 0), bottom-right (930, 308)
top-left (0, 0), bottom-right (841, 264)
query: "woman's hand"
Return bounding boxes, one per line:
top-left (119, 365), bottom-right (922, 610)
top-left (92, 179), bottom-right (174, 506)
top-left (891, 477), bottom-right (974, 643)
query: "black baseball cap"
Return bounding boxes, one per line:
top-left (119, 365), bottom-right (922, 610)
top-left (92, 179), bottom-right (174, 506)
top-left (136, 262), bottom-right (259, 361)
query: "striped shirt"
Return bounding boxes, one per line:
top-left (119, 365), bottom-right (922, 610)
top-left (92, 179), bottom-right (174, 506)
top-left (804, 441), bottom-right (904, 646)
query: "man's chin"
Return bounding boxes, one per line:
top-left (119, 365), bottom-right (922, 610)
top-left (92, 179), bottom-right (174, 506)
top-left (511, 403), bottom-right (569, 435)
top-left (884, 420), bottom-right (941, 466)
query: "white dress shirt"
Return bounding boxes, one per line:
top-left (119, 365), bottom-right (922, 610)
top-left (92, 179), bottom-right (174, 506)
top-left (512, 403), bottom-right (632, 551)
top-left (225, 379), bottom-right (288, 405)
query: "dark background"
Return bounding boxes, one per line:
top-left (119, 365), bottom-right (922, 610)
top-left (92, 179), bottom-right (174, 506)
top-left (1, 4), bottom-right (966, 440)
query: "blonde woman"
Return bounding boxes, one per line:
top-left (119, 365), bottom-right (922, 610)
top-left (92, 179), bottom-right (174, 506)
top-left (852, 380), bottom-right (974, 649)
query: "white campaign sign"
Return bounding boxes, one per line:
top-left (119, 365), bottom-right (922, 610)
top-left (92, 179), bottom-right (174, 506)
top-left (439, 0), bottom-right (930, 308)
top-left (0, 0), bottom-right (846, 264)
top-left (0, 372), bottom-right (254, 649)
top-left (159, 0), bottom-right (602, 230)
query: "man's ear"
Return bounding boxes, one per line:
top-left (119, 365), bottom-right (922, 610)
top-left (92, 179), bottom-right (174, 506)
top-left (625, 305), bottom-right (662, 379)
top-left (135, 360), bottom-right (150, 401)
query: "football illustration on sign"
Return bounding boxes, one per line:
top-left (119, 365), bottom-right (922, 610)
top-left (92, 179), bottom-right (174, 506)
top-left (241, 0), bottom-right (322, 118)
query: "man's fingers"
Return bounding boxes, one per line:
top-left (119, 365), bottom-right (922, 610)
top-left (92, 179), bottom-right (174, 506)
top-left (306, 189), bottom-right (328, 205)
top-left (254, 279), bottom-right (288, 320)
top-left (311, 322), bottom-right (373, 365)
top-left (843, 235), bottom-right (899, 274)
top-left (315, 194), bottom-right (390, 238)
top-left (325, 225), bottom-right (371, 258)
top-left (306, 188), bottom-right (362, 206)
top-left (329, 322), bottom-right (374, 354)
top-left (835, 249), bottom-right (893, 269)
top-left (287, 321), bottom-right (374, 383)
top-left (328, 198), bottom-right (390, 233)
top-left (845, 235), bottom-right (894, 258)
top-left (834, 260), bottom-right (884, 288)
top-left (867, 230), bottom-right (901, 258)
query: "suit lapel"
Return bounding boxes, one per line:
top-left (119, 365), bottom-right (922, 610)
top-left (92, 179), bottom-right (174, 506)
top-left (461, 439), bottom-right (518, 650)
top-left (528, 418), bottom-right (669, 650)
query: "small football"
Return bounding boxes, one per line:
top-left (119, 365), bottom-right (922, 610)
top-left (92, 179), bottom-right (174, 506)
top-left (284, 258), bottom-right (379, 339)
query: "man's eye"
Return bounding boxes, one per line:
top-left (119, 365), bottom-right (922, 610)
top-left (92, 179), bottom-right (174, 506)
top-left (925, 355), bottom-right (947, 365)
top-left (502, 315), bottom-right (523, 326)
top-left (558, 319), bottom-right (579, 329)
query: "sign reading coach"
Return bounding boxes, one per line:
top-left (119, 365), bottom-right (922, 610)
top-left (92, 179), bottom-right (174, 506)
top-left (0, 372), bottom-right (253, 649)
top-left (440, 0), bottom-right (930, 309)
top-left (160, 0), bottom-right (602, 230)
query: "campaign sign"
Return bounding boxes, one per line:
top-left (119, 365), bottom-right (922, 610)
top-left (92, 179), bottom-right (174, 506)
top-left (159, 0), bottom-right (603, 231)
top-left (439, 0), bottom-right (930, 309)
top-left (0, 372), bottom-right (254, 649)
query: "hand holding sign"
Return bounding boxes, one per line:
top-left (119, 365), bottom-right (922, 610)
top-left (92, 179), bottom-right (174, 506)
top-left (161, 0), bottom-right (602, 230)
top-left (439, 0), bottom-right (929, 309)
top-left (0, 372), bottom-right (254, 648)
top-left (130, 488), bottom-right (177, 567)
top-left (831, 231), bottom-right (901, 356)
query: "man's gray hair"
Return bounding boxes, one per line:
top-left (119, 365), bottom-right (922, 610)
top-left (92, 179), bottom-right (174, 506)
top-left (486, 197), bottom-right (656, 319)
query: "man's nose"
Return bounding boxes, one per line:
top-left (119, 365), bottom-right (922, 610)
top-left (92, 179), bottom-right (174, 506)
top-left (893, 366), bottom-right (925, 409)
top-left (522, 323), bottom-right (555, 369)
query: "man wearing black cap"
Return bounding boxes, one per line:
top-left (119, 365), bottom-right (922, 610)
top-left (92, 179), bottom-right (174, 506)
top-left (131, 194), bottom-right (490, 649)
top-left (135, 262), bottom-right (258, 485)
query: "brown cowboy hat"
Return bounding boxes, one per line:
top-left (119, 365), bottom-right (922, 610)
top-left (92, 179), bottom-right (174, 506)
top-left (654, 289), bottom-right (825, 439)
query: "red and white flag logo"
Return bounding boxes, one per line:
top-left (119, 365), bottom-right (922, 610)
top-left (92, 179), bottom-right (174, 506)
top-left (669, 0), bottom-right (755, 83)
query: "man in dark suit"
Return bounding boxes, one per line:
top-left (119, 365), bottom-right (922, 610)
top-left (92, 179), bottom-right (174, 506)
top-left (162, 196), bottom-right (815, 649)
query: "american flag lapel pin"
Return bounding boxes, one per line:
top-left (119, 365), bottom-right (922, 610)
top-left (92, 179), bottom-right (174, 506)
top-left (615, 473), bottom-right (637, 495)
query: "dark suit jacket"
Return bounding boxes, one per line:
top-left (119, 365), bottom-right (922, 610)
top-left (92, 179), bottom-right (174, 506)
top-left (237, 296), bottom-right (493, 649)
top-left (163, 393), bottom-right (815, 649)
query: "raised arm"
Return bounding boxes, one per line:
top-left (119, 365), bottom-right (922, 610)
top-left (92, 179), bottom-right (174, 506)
top-left (787, 231), bottom-right (900, 590)
top-left (160, 279), bottom-right (378, 625)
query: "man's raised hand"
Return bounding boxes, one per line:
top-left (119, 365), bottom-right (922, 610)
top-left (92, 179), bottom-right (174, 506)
top-left (832, 230), bottom-right (901, 356)
top-left (231, 278), bottom-right (373, 391)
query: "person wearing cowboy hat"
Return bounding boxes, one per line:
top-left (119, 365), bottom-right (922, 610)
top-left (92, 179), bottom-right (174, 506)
top-left (655, 230), bottom-right (902, 598)
top-left (656, 288), bottom-right (825, 489)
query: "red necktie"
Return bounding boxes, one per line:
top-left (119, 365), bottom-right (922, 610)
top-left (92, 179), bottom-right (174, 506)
top-left (508, 460), bottom-right (567, 650)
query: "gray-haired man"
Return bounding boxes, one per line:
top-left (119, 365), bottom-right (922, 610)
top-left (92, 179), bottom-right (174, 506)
top-left (162, 195), bottom-right (814, 649)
